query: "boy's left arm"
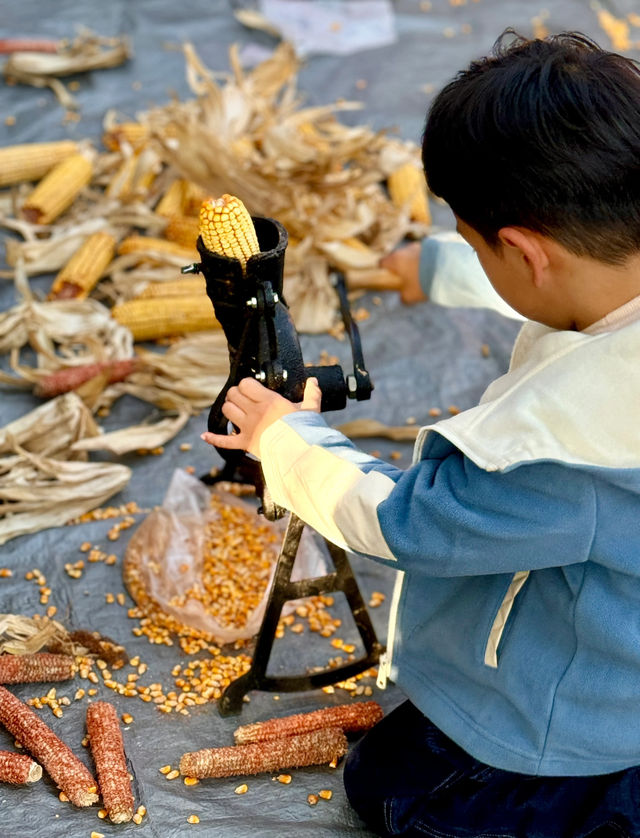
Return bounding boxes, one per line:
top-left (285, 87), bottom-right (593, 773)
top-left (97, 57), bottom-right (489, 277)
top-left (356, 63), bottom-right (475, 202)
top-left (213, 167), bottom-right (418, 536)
top-left (202, 378), bottom-right (596, 576)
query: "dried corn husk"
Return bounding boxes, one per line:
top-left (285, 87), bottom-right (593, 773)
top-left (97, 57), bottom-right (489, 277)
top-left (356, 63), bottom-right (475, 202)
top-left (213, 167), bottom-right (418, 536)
top-left (0, 447), bottom-right (131, 544)
top-left (0, 393), bottom-right (99, 459)
top-left (0, 616), bottom-right (75, 657)
top-left (72, 409), bottom-right (190, 456)
top-left (3, 29), bottom-right (130, 108)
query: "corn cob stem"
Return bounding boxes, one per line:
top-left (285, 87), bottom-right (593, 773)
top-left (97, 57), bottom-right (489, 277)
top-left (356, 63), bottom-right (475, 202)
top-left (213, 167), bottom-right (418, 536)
top-left (180, 727), bottom-right (347, 779)
top-left (234, 700), bottom-right (383, 745)
top-left (0, 685), bottom-right (98, 806)
top-left (0, 750), bottom-right (42, 784)
top-left (86, 701), bottom-right (135, 824)
top-left (0, 653), bottom-right (76, 685)
top-left (198, 194), bottom-right (260, 270)
top-left (33, 359), bottom-right (138, 399)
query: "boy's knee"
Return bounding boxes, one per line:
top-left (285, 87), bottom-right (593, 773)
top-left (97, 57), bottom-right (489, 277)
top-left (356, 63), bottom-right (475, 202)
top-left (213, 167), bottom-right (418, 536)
top-left (343, 737), bottom-right (391, 834)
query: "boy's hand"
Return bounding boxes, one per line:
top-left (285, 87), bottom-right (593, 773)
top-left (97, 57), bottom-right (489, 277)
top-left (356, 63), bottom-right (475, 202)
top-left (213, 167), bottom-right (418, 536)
top-left (200, 376), bottom-right (322, 458)
top-left (380, 241), bottom-right (426, 304)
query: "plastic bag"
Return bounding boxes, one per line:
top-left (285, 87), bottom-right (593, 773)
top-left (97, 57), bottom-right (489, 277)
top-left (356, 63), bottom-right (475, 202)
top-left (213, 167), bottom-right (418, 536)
top-left (124, 469), bottom-right (326, 644)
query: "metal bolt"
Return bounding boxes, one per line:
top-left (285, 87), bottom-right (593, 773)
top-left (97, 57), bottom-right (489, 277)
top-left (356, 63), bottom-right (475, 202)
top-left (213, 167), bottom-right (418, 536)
top-left (255, 371), bottom-right (266, 382)
top-left (347, 375), bottom-right (358, 394)
top-left (273, 292), bottom-right (279, 302)
top-left (282, 370), bottom-right (288, 381)
top-left (246, 297), bottom-right (258, 308)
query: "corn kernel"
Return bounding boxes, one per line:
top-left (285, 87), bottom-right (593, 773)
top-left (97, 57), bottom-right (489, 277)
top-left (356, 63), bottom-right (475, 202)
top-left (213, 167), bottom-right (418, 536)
top-left (188, 815), bottom-right (200, 824)
top-left (235, 783), bottom-right (248, 795)
top-left (319, 789), bottom-right (333, 800)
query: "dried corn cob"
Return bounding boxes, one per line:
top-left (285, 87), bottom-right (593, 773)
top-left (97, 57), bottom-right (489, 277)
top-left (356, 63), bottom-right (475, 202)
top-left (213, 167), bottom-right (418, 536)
top-left (33, 359), bottom-right (138, 399)
top-left (0, 750), bottom-right (42, 785)
top-left (0, 686), bottom-right (98, 806)
top-left (164, 214), bottom-right (200, 249)
top-left (22, 152), bottom-right (93, 225)
top-left (387, 162), bottom-right (431, 225)
top-left (183, 181), bottom-right (209, 216)
top-left (179, 727), bottom-right (347, 779)
top-left (111, 295), bottom-right (218, 341)
top-left (136, 277), bottom-right (206, 298)
top-left (102, 122), bottom-right (149, 152)
top-left (0, 653), bottom-right (76, 685)
top-left (117, 235), bottom-right (197, 263)
top-left (86, 702), bottom-right (135, 824)
top-left (0, 140), bottom-right (78, 188)
top-left (155, 179), bottom-right (188, 217)
top-left (198, 194), bottom-right (260, 270)
top-left (234, 701), bottom-right (383, 745)
top-left (49, 231), bottom-right (116, 300)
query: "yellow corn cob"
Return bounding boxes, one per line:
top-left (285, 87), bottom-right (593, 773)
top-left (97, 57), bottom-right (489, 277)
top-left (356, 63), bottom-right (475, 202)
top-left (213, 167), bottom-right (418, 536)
top-left (163, 214), bottom-right (200, 249)
top-left (155, 179), bottom-right (188, 217)
top-left (199, 194), bottom-right (260, 270)
top-left (102, 122), bottom-right (149, 152)
top-left (111, 295), bottom-right (219, 341)
top-left (117, 235), bottom-right (197, 263)
top-left (22, 153), bottom-right (93, 225)
top-left (0, 141), bottom-right (78, 188)
top-left (136, 277), bottom-right (206, 298)
top-left (387, 162), bottom-right (431, 226)
top-left (49, 231), bottom-right (116, 300)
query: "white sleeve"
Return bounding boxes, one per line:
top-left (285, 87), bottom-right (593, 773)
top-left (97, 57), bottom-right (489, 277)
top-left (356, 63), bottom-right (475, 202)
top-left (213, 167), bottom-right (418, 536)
top-left (419, 231), bottom-right (524, 321)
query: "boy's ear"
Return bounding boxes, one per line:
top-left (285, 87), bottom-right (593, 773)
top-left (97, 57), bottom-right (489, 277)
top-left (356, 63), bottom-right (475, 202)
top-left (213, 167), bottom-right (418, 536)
top-left (497, 227), bottom-right (550, 287)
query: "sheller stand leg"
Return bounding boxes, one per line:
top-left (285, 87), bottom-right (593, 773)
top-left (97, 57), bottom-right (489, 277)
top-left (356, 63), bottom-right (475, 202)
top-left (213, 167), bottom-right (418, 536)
top-left (218, 512), bottom-right (384, 716)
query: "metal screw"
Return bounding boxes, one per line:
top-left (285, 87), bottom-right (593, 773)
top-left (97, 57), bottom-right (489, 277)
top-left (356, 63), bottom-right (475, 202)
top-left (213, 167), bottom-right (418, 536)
top-left (347, 375), bottom-right (357, 394)
top-left (246, 297), bottom-right (258, 308)
top-left (255, 371), bottom-right (266, 382)
top-left (273, 292), bottom-right (279, 302)
top-left (281, 370), bottom-right (288, 380)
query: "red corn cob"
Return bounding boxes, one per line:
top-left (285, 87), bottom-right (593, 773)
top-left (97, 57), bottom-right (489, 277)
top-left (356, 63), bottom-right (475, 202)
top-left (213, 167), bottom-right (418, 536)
top-left (233, 700), bottom-right (383, 745)
top-left (0, 686), bottom-right (98, 806)
top-left (179, 727), bottom-right (348, 779)
top-left (0, 653), bottom-right (76, 685)
top-left (33, 359), bottom-right (138, 399)
top-left (0, 750), bottom-right (42, 784)
top-left (86, 702), bottom-right (134, 823)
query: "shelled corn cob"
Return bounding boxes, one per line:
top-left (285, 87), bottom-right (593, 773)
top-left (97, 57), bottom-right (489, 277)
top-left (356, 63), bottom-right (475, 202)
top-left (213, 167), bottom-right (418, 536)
top-left (0, 686), bottom-right (99, 806)
top-left (179, 727), bottom-right (348, 779)
top-left (49, 231), bottom-right (116, 300)
top-left (387, 162), bottom-right (431, 226)
top-left (86, 701), bottom-right (135, 824)
top-left (0, 140), bottom-right (78, 188)
top-left (21, 152), bottom-right (93, 225)
top-left (233, 700), bottom-right (384, 745)
top-left (0, 751), bottom-right (42, 785)
top-left (0, 652), bottom-right (76, 684)
top-left (198, 194), bottom-right (260, 270)
top-left (117, 234), bottom-right (197, 264)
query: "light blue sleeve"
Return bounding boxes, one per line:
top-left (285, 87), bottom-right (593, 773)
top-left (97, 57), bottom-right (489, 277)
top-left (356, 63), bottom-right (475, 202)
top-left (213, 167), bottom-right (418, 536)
top-left (419, 232), bottom-right (524, 321)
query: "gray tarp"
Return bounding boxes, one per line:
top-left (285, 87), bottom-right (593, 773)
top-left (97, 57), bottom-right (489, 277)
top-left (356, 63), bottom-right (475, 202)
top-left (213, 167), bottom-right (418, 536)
top-left (0, 2), bottom-right (636, 835)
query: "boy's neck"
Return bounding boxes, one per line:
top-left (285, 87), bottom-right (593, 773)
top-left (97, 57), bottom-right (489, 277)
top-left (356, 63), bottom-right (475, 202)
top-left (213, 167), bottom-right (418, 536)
top-left (554, 248), bottom-right (640, 332)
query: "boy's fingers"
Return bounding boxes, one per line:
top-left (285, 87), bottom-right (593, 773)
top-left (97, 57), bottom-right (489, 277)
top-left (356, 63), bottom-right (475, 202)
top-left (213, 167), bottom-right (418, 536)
top-left (200, 431), bottom-right (246, 450)
top-left (221, 401), bottom-right (246, 425)
top-left (237, 377), bottom-right (270, 400)
top-left (301, 377), bottom-right (322, 412)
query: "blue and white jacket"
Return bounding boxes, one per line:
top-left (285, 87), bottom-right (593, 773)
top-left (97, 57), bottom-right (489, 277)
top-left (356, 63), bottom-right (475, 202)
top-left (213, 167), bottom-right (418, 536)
top-left (259, 233), bottom-right (640, 776)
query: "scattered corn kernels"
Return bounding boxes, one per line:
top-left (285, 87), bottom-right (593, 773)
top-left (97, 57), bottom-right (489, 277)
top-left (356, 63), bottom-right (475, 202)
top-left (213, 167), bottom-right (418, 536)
top-left (319, 789), bottom-right (333, 800)
top-left (235, 784), bottom-right (248, 795)
top-left (307, 794), bottom-right (319, 806)
top-left (184, 776), bottom-right (199, 786)
top-left (187, 815), bottom-right (200, 824)
top-left (166, 769), bottom-right (180, 780)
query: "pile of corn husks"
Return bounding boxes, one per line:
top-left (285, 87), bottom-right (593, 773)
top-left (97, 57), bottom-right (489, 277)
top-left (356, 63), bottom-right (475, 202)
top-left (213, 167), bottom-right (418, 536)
top-left (0, 40), bottom-right (431, 542)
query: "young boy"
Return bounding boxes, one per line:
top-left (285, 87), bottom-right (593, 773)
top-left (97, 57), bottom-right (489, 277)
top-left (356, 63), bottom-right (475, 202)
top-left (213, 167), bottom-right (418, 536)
top-left (202, 31), bottom-right (640, 837)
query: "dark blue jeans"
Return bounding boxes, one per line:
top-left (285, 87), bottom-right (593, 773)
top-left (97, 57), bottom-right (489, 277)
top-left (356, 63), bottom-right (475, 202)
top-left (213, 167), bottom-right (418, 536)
top-left (343, 700), bottom-right (640, 837)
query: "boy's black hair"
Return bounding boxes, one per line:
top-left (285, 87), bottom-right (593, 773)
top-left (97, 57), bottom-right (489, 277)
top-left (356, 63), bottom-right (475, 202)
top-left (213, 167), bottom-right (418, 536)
top-left (422, 30), bottom-right (640, 263)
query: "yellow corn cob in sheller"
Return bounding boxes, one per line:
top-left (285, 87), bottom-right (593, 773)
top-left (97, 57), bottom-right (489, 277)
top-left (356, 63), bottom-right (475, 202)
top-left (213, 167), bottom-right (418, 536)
top-left (388, 162), bottom-right (431, 226)
top-left (0, 140), bottom-right (78, 188)
top-left (111, 295), bottom-right (220, 342)
top-left (22, 152), bottom-right (93, 225)
top-left (49, 231), bottom-right (116, 300)
top-left (199, 194), bottom-right (260, 270)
